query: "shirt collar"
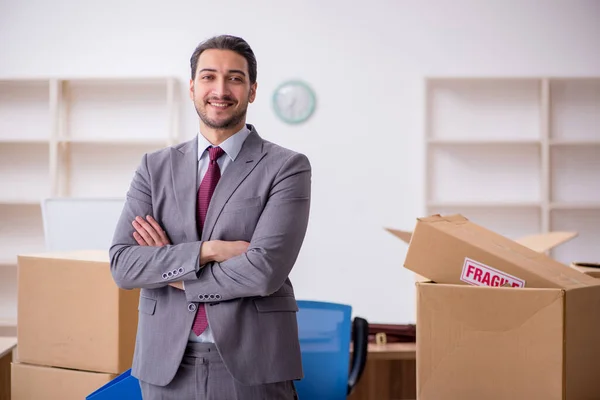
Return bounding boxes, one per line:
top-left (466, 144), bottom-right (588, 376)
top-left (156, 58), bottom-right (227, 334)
top-left (197, 125), bottom-right (251, 162)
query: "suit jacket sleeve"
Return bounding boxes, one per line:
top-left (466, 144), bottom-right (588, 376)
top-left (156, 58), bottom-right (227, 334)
top-left (183, 152), bottom-right (311, 302)
top-left (109, 153), bottom-right (202, 290)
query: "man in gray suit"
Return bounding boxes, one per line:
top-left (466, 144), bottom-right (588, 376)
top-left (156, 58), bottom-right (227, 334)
top-left (110, 35), bottom-right (311, 399)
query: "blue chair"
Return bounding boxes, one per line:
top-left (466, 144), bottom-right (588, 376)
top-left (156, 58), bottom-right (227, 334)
top-left (295, 300), bottom-right (368, 400)
top-left (86, 369), bottom-right (142, 400)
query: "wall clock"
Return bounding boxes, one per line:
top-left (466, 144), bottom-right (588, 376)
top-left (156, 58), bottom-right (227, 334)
top-left (272, 80), bottom-right (316, 124)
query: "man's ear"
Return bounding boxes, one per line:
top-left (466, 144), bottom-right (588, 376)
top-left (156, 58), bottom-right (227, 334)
top-left (249, 82), bottom-right (258, 103)
top-left (189, 79), bottom-right (194, 101)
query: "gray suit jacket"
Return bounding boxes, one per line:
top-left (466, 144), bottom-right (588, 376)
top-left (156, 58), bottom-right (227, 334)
top-left (109, 126), bottom-right (311, 386)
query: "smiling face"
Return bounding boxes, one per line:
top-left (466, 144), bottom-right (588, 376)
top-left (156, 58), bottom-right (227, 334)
top-left (190, 49), bottom-right (257, 137)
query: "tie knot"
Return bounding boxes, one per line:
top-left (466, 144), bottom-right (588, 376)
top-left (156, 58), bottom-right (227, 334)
top-left (208, 146), bottom-right (225, 162)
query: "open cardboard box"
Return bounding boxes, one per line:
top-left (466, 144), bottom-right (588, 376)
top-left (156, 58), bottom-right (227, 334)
top-left (570, 262), bottom-right (600, 278)
top-left (391, 214), bottom-right (600, 400)
top-left (386, 225), bottom-right (579, 284)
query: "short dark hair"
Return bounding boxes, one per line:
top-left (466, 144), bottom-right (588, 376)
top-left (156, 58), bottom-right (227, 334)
top-left (190, 35), bottom-right (257, 84)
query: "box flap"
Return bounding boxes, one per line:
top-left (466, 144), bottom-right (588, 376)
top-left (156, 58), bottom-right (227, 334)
top-left (386, 226), bottom-right (577, 253)
top-left (570, 262), bottom-right (600, 278)
top-left (515, 231), bottom-right (578, 253)
top-left (384, 228), bottom-right (412, 244)
top-left (404, 214), bottom-right (599, 289)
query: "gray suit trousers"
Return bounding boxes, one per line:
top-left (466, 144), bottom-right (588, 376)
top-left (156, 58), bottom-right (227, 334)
top-left (139, 343), bottom-right (298, 400)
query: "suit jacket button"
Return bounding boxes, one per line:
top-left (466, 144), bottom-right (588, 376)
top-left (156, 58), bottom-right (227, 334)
top-left (198, 294), bottom-right (203, 300)
top-left (209, 294), bottom-right (215, 300)
top-left (188, 303), bottom-right (197, 312)
top-left (162, 273), bottom-right (168, 279)
top-left (215, 294), bottom-right (222, 300)
top-left (178, 267), bottom-right (184, 273)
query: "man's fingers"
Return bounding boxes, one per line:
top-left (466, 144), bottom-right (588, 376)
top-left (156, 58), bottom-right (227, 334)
top-left (132, 219), bottom-right (155, 246)
top-left (146, 216), bottom-right (170, 244)
top-left (135, 216), bottom-right (162, 244)
top-left (133, 232), bottom-right (148, 246)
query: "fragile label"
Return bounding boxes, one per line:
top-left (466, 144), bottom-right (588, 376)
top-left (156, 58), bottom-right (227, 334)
top-left (460, 258), bottom-right (525, 288)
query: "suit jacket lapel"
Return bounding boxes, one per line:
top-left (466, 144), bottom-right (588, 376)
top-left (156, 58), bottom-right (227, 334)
top-left (202, 129), bottom-right (267, 240)
top-left (171, 136), bottom-right (200, 242)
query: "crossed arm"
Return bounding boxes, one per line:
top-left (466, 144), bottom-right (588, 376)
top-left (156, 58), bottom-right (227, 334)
top-left (110, 151), bottom-right (311, 301)
top-left (130, 215), bottom-right (249, 289)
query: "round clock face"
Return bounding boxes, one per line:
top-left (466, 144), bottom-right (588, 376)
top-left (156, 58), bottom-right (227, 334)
top-left (272, 80), bottom-right (316, 124)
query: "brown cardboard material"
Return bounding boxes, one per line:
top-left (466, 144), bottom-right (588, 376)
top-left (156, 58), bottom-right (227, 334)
top-left (11, 362), bottom-right (116, 400)
top-left (402, 215), bottom-right (597, 288)
top-left (417, 282), bottom-right (600, 400)
top-left (17, 250), bottom-right (139, 374)
top-left (570, 262), bottom-right (600, 278)
top-left (385, 227), bottom-right (578, 253)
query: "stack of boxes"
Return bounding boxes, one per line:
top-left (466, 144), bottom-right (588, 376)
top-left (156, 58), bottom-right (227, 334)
top-left (394, 214), bottom-right (600, 400)
top-left (11, 251), bottom-right (139, 400)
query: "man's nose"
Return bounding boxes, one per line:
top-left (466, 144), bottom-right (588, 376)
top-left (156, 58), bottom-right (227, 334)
top-left (212, 78), bottom-right (230, 97)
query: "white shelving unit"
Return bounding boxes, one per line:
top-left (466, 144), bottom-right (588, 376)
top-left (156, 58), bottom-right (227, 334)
top-left (0, 77), bottom-right (181, 331)
top-left (425, 77), bottom-right (600, 265)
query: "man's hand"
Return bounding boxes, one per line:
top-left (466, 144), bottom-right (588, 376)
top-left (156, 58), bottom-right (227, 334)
top-left (132, 215), bottom-right (171, 247)
top-left (132, 216), bottom-right (182, 289)
top-left (207, 240), bottom-right (250, 263)
top-left (131, 216), bottom-right (249, 288)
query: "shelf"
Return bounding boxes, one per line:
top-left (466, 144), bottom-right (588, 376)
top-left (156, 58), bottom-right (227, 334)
top-left (0, 80), bottom-right (50, 142)
top-left (0, 200), bottom-right (41, 206)
top-left (0, 319), bottom-right (16, 328)
top-left (428, 145), bottom-right (541, 204)
top-left (0, 267), bottom-right (18, 324)
top-left (427, 138), bottom-right (541, 146)
top-left (64, 79), bottom-right (172, 142)
top-left (550, 202), bottom-right (600, 210)
top-left (0, 142), bottom-right (50, 204)
top-left (65, 142), bottom-right (166, 197)
top-left (551, 209), bottom-right (600, 265)
top-left (550, 146), bottom-right (600, 203)
top-left (550, 79), bottom-right (600, 141)
top-left (0, 204), bottom-right (45, 266)
top-left (427, 204), bottom-right (541, 240)
top-left (427, 78), bottom-right (541, 142)
top-left (0, 261), bottom-right (17, 268)
top-left (427, 202), bottom-right (541, 209)
top-left (549, 139), bottom-right (600, 146)
top-left (0, 138), bottom-right (49, 144)
top-left (58, 138), bottom-right (169, 146)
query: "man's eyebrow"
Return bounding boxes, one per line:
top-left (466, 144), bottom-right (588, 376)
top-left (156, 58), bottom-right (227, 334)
top-left (197, 68), bottom-right (247, 77)
top-left (228, 69), bottom-right (246, 76)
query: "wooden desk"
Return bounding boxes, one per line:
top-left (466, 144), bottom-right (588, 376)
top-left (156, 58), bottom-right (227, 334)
top-left (365, 342), bottom-right (416, 361)
top-left (349, 342), bottom-right (416, 400)
top-left (0, 337), bottom-right (17, 400)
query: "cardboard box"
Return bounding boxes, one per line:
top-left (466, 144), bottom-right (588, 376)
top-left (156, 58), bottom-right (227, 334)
top-left (400, 215), bottom-right (597, 288)
top-left (403, 215), bottom-right (600, 399)
top-left (387, 226), bottom-right (579, 284)
top-left (17, 250), bottom-right (139, 374)
top-left (570, 262), bottom-right (600, 278)
top-left (11, 362), bottom-right (116, 400)
top-left (387, 227), bottom-right (578, 254)
top-left (416, 282), bottom-right (600, 400)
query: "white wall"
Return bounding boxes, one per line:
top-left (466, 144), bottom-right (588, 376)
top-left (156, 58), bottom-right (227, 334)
top-left (1, 0), bottom-right (599, 323)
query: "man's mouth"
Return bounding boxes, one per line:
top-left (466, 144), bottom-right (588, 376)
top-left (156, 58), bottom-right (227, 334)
top-left (208, 100), bottom-right (234, 109)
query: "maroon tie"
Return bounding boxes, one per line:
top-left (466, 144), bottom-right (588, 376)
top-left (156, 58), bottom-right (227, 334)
top-left (192, 146), bottom-right (225, 336)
